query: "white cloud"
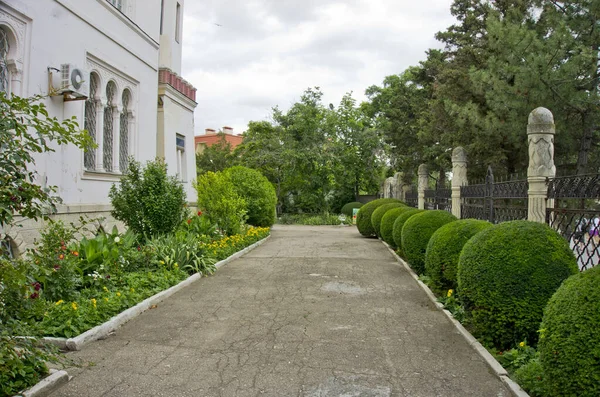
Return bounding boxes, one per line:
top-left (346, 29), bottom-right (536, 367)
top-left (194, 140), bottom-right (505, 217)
top-left (182, 0), bottom-right (456, 135)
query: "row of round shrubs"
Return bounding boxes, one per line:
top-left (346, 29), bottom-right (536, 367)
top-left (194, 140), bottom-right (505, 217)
top-left (355, 199), bottom-right (595, 396)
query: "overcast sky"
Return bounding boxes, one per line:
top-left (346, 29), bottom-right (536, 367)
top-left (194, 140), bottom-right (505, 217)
top-left (181, 0), bottom-right (456, 136)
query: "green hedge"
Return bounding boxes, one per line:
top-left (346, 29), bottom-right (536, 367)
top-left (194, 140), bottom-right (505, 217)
top-left (371, 203), bottom-right (405, 237)
top-left (458, 220), bottom-right (578, 350)
top-left (225, 166), bottom-right (277, 227)
top-left (356, 198), bottom-right (402, 237)
top-left (380, 207), bottom-right (413, 248)
top-left (401, 210), bottom-right (457, 275)
top-left (341, 202), bottom-right (363, 216)
top-left (424, 219), bottom-right (492, 295)
top-left (392, 209), bottom-right (423, 256)
top-left (538, 266), bottom-right (600, 397)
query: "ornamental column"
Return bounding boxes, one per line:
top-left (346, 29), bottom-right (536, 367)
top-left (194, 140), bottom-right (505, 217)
top-left (94, 100), bottom-right (105, 172)
top-left (451, 147), bottom-right (468, 219)
top-left (418, 164), bottom-right (428, 210)
top-left (112, 105), bottom-right (121, 173)
top-left (527, 107), bottom-right (555, 223)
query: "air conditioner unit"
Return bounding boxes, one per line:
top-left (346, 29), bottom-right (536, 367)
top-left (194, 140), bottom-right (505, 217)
top-left (49, 64), bottom-right (89, 100)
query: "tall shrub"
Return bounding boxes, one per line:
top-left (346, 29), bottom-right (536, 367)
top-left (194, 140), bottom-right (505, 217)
top-left (109, 158), bottom-right (186, 238)
top-left (195, 171), bottom-right (246, 235)
top-left (224, 166), bottom-right (277, 227)
top-left (458, 220), bottom-right (578, 350)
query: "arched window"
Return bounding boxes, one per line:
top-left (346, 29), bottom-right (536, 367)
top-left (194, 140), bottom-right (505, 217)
top-left (0, 27), bottom-right (10, 94)
top-left (103, 81), bottom-right (116, 172)
top-left (0, 236), bottom-right (17, 259)
top-left (84, 72), bottom-right (100, 170)
top-left (119, 89), bottom-right (131, 172)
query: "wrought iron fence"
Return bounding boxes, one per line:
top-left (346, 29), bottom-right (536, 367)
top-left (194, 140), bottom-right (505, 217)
top-left (546, 174), bottom-right (600, 271)
top-left (424, 188), bottom-right (452, 213)
top-left (405, 191), bottom-right (418, 208)
top-left (461, 167), bottom-right (528, 223)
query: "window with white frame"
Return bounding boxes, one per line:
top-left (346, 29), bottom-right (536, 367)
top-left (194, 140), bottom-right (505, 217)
top-left (103, 81), bottom-right (116, 172)
top-left (84, 72), bottom-right (100, 170)
top-left (119, 89), bottom-right (131, 172)
top-left (176, 133), bottom-right (186, 180)
top-left (107, 0), bottom-right (124, 11)
top-left (175, 3), bottom-right (181, 43)
top-left (0, 27), bottom-right (10, 94)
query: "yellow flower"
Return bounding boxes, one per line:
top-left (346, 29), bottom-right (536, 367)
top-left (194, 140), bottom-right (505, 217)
top-left (91, 298), bottom-right (97, 308)
top-left (174, 263), bottom-right (179, 268)
top-left (104, 297), bottom-right (109, 302)
top-left (447, 289), bottom-right (454, 297)
top-left (159, 260), bottom-right (165, 265)
top-left (103, 286), bottom-right (109, 292)
top-left (130, 288), bottom-right (135, 293)
top-left (116, 292), bottom-right (121, 297)
top-left (519, 341), bottom-right (525, 348)
top-left (55, 300), bottom-right (64, 306)
top-left (71, 302), bottom-right (78, 310)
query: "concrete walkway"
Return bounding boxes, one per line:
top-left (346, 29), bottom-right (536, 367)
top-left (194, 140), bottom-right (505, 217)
top-left (51, 225), bottom-right (511, 397)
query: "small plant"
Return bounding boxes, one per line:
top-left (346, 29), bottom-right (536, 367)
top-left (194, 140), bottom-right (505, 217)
top-left (340, 202), bottom-right (363, 216)
top-left (109, 158), bottom-right (187, 239)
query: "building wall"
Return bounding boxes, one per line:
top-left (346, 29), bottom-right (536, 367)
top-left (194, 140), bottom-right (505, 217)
top-left (194, 133), bottom-right (243, 154)
top-left (158, 0), bottom-right (182, 74)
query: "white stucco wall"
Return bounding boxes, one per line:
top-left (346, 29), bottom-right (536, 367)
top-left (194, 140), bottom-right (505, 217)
top-left (2, 0), bottom-right (161, 207)
top-left (157, 85), bottom-right (197, 201)
top-left (158, 0), bottom-right (183, 74)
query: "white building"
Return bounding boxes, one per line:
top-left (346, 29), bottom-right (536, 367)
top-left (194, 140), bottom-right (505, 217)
top-left (0, 0), bottom-right (197, 255)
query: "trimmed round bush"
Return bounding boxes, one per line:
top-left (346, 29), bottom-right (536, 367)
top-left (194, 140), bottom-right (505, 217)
top-left (341, 202), bottom-right (363, 217)
top-left (380, 207), bottom-right (413, 248)
top-left (402, 210), bottom-right (457, 275)
top-left (458, 220), bottom-right (578, 350)
top-left (371, 203), bottom-right (405, 237)
top-left (225, 166), bottom-right (277, 227)
top-left (538, 265), bottom-right (600, 396)
top-left (424, 219), bottom-right (492, 295)
top-left (356, 198), bottom-right (402, 237)
top-left (392, 209), bottom-right (423, 256)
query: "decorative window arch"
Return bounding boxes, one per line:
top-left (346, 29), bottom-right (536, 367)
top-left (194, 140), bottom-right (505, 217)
top-left (84, 72), bottom-right (101, 170)
top-left (0, 26), bottom-right (10, 93)
top-left (103, 81), bottom-right (117, 172)
top-left (119, 89), bottom-right (132, 171)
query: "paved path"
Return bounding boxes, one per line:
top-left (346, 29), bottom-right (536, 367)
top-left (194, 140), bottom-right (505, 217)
top-left (51, 225), bottom-right (511, 397)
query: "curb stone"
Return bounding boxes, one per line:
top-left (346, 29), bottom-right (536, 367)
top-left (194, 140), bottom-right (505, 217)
top-left (380, 239), bottom-right (529, 397)
top-left (40, 234), bottom-right (271, 351)
top-left (14, 369), bottom-right (70, 397)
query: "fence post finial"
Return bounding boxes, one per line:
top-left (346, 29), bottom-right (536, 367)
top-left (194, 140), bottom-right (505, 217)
top-left (451, 147), bottom-right (468, 219)
top-left (527, 107), bottom-right (556, 223)
top-left (418, 164), bottom-right (428, 210)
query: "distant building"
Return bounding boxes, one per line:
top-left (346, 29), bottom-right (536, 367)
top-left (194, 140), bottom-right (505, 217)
top-left (195, 127), bottom-right (243, 154)
top-left (0, 0), bottom-right (197, 255)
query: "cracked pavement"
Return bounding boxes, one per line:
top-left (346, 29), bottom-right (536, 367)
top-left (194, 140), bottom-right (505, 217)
top-left (50, 225), bottom-right (511, 397)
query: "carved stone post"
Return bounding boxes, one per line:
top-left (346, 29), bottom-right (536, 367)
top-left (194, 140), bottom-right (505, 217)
top-left (418, 164), bottom-right (428, 210)
top-left (451, 147), bottom-right (468, 219)
top-left (527, 107), bottom-right (555, 223)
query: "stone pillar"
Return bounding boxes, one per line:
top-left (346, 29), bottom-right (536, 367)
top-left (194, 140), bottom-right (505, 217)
top-left (451, 147), bottom-right (468, 219)
top-left (418, 164), bottom-right (428, 210)
top-left (527, 107), bottom-right (555, 223)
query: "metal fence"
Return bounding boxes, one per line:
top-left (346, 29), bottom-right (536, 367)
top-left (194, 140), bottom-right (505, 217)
top-left (546, 174), bottom-right (600, 271)
top-left (405, 191), bottom-right (418, 208)
top-left (461, 167), bottom-right (528, 223)
top-left (424, 188), bottom-right (452, 213)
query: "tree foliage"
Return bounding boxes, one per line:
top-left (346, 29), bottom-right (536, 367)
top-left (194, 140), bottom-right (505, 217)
top-left (195, 132), bottom-right (237, 176)
top-left (0, 93), bottom-right (93, 228)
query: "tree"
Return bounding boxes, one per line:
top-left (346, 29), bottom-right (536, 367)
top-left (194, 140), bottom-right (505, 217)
top-left (195, 132), bottom-right (237, 176)
top-left (0, 93), bottom-right (93, 229)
